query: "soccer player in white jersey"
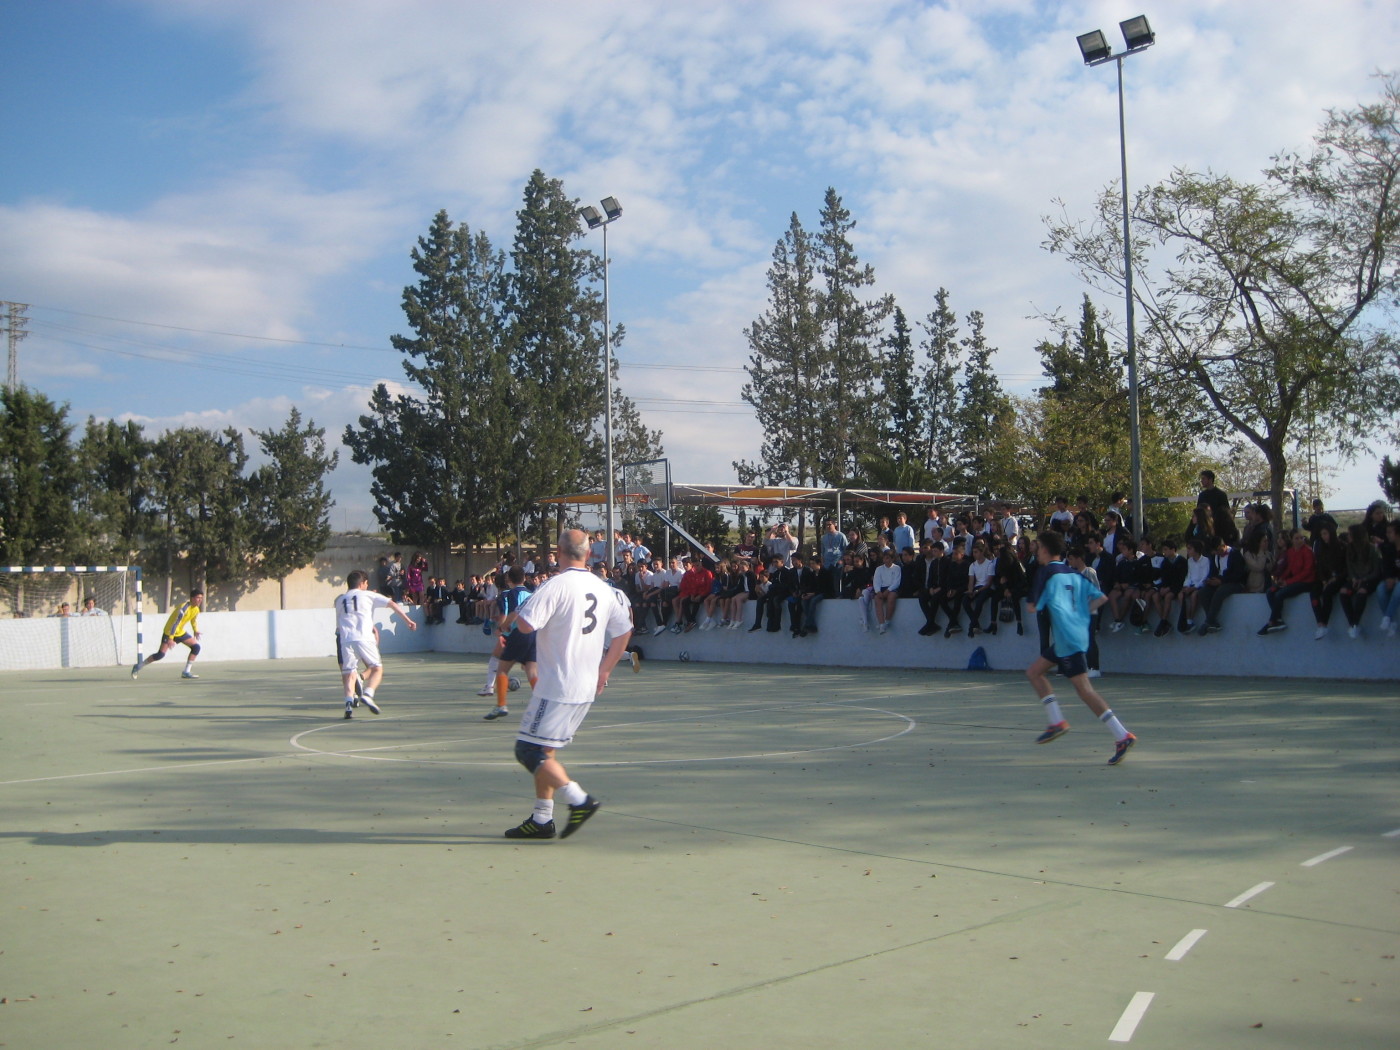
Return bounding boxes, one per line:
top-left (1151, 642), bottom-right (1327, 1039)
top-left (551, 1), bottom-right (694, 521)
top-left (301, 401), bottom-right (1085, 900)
top-left (504, 528), bottom-right (633, 840)
top-left (334, 570), bottom-right (417, 720)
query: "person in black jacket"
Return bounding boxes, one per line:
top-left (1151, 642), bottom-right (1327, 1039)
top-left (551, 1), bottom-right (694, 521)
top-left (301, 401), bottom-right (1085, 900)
top-left (941, 544), bottom-right (971, 637)
top-left (916, 541), bottom-right (947, 636)
top-left (1198, 535), bottom-right (1248, 634)
top-left (1197, 470), bottom-right (1238, 545)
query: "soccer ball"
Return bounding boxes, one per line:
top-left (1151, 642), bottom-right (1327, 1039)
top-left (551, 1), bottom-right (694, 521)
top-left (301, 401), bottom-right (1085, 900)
top-left (508, 675), bottom-right (521, 692)
top-left (678, 651), bottom-right (691, 662)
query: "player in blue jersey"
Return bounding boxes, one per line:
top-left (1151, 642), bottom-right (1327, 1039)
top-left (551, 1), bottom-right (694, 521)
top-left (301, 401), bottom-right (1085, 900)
top-left (483, 566), bottom-right (537, 721)
top-left (1026, 531), bottom-right (1137, 766)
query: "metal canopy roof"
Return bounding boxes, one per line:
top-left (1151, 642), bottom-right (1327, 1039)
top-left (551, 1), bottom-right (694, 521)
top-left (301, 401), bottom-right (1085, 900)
top-left (537, 484), bottom-right (981, 509)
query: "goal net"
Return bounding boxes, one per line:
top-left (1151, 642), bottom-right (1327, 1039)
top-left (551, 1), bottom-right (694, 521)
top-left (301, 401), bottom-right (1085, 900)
top-left (0, 566), bottom-right (142, 669)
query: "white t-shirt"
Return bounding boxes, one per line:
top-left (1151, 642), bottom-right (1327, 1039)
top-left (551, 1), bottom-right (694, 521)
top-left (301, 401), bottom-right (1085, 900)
top-left (872, 563), bottom-right (902, 593)
top-left (335, 588), bottom-right (392, 644)
top-left (968, 559), bottom-right (996, 589)
top-left (519, 567), bottom-right (632, 703)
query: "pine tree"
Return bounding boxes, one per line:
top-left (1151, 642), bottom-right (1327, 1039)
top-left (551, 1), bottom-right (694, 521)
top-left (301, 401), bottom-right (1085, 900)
top-left (148, 427), bottom-right (250, 603)
top-left (75, 418), bottom-right (152, 563)
top-left (0, 386), bottom-right (81, 563)
top-left (736, 213), bottom-right (823, 487)
top-left (507, 170), bottom-right (608, 504)
top-left (344, 210), bottom-right (519, 555)
top-left (918, 287), bottom-right (962, 480)
top-left (248, 408), bottom-right (338, 609)
top-left (953, 310), bottom-right (1013, 497)
top-left (812, 187), bottom-right (892, 486)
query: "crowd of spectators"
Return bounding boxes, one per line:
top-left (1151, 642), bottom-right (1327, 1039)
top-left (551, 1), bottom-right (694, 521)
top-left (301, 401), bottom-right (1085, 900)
top-left (406, 480), bottom-right (1399, 650)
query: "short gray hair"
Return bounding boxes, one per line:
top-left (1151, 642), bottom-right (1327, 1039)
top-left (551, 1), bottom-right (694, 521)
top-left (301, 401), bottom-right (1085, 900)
top-left (558, 528), bottom-right (589, 561)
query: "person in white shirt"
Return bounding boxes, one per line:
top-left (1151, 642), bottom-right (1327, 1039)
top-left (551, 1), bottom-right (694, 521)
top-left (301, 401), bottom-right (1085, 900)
top-left (79, 597), bottom-right (106, 616)
top-left (334, 570), bottom-right (417, 719)
top-left (871, 549), bottom-right (902, 634)
top-left (964, 540), bottom-right (999, 636)
top-left (503, 528), bottom-right (633, 841)
top-left (1179, 537), bottom-right (1212, 632)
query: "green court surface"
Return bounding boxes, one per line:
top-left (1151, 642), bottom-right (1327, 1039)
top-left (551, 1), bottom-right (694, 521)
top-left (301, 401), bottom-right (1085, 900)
top-left (1, 654), bottom-right (1396, 1049)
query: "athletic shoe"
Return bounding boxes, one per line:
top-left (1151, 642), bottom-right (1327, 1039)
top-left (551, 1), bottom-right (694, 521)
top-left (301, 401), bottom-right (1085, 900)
top-left (1110, 620), bottom-right (1124, 633)
top-left (360, 695), bottom-right (381, 715)
top-left (1314, 625), bottom-right (1329, 640)
top-left (1257, 623), bottom-right (1273, 636)
top-left (1348, 624), bottom-right (1360, 639)
top-left (344, 703), bottom-right (353, 720)
top-left (353, 677), bottom-right (363, 700)
top-left (475, 686), bottom-right (494, 696)
top-left (652, 625), bottom-right (667, 636)
top-left (967, 625), bottom-right (979, 638)
top-left (1136, 623), bottom-right (1151, 635)
top-left (559, 796), bottom-right (601, 839)
top-left (629, 651), bottom-right (641, 673)
top-left (1181, 620), bottom-right (1194, 634)
top-left (1036, 721), bottom-right (1070, 744)
top-left (181, 670), bottom-right (199, 679)
top-left (130, 662), bottom-right (141, 679)
top-left (1381, 616), bottom-right (1393, 633)
top-left (483, 707), bottom-right (509, 720)
top-left (673, 624), bottom-right (684, 635)
top-left (1107, 733), bottom-right (1138, 766)
top-left (1154, 620), bottom-right (1172, 637)
top-left (944, 624), bottom-right (961, 638)
top-left (1086, 668), bottom-right (1102, 679)
top-left (1272, 621), bottom-right (1288, 633)
top-left (504, 817), bottom-right (556, 839)
top-left (917, 625), bottom-right (935, 636)
top-left (878, 622), bottom-right (888, 634)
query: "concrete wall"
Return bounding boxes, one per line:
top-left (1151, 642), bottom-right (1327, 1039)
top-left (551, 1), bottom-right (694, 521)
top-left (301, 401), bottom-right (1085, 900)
top-left (5, 595), bottom-right (1397, 680)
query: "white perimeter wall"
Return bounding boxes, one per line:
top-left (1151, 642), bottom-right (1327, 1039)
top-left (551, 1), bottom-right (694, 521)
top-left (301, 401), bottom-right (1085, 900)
top-left (6, 596), bottom-right (1396, 681)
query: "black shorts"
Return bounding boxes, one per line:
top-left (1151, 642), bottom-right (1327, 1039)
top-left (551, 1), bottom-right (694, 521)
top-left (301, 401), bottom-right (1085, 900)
top-left (500, 630), bottom-right (537, 665)
top-left (1040, 646), bottom-right (1088, 679)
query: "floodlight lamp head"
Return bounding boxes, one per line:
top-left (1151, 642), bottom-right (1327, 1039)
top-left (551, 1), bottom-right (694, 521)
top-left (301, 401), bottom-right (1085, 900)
top-left (1077, 29), bottom-right (1112, 65)
top-left (579, 205), bottom-right (603, 229)
top-left (1119, 15), bottom-right (1155, 52)
top-left (601, 196), bottom-right (622, 221)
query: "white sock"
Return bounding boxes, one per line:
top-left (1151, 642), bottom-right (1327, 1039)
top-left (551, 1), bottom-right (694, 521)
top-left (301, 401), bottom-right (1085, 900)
top-left (533, 799), bottom-right (555, 824)
top-left (1100, 709), bottom-right (1128, 740)
top-left (484, 657), bottom-right (499, 690)
top-left (362, 688), bottom-right (375, 699)
top-left (559, 780), bottom-right (588, 806)
top-left (1042, 695), bottom-right (1064, 724)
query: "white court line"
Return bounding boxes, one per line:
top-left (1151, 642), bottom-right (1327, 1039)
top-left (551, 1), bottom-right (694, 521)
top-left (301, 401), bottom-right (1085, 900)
top-left (1224, 882), bottom-right (1275, 908)
top-left (288, 706), bottom-right (918, 767)
top-left (1301, 845), bottom-right (1353, 867)
top-left (1108, 991), bottom-right (1155, 1042)
top-left (1382, 828), bottom-right (1400, 839)
top-left (0, 753), bottom-right (292, 786)
top-left (1164, 929), bottom-right (1208, 962)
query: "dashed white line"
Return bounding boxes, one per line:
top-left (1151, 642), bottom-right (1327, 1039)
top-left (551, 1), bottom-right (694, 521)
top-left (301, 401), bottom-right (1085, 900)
top-left (1164, 929), bottom-right (1208, 962)
top-left (1224, 881), bottom-right (1275, 908)
top-left (1108, 991), bottom-right (1155, 1042)
top-left (1301, 845), bottom-right (1353, 867)
top-left (1382, 828), bottom-right (1400, 839)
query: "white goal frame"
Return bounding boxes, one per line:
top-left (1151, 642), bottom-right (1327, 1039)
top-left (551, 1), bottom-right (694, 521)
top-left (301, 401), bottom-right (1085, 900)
top-left (0, 565), bottom-right (144, 668)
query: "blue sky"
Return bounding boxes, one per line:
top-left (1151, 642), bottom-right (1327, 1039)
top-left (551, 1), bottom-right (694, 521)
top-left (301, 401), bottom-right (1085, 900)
top-left (3, 0), bottom-right (1398, 530)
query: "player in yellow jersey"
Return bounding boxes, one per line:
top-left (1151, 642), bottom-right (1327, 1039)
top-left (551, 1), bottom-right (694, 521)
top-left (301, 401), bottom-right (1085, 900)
top-left (131, 590), bottom-right (205, 679)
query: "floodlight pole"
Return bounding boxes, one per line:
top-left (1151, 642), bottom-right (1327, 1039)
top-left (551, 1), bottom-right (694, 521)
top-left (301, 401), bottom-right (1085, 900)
top-left (1082, 20), bottom-right (1153, 540)
top-left (602, 216), bottom-right (616, 568)
top-left (579, 198), bottom-right (622, 567)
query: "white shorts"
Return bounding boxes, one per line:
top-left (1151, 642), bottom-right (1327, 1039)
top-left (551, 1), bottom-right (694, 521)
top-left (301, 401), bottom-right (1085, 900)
top-left (516, 696), bottom-right (593, 749)
top-left (338, 636), bottom-right (382, 675)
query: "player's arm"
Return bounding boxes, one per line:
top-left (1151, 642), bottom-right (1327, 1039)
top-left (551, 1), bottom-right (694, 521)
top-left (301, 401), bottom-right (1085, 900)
top-left (386, 599), bottom-right (418, 631)
top-left (596, 629), bottom-right (633, 695)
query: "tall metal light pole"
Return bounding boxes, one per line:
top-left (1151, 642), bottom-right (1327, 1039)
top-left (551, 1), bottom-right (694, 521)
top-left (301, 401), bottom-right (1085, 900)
top-left (578, 196), bottom-right (623, 566)
top-left (1078, 16), bottom-right (1155, 540)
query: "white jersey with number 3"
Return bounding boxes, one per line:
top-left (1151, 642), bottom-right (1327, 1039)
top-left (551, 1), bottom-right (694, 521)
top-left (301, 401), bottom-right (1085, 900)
top-left (519, 568), bottom-right (632, 703)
